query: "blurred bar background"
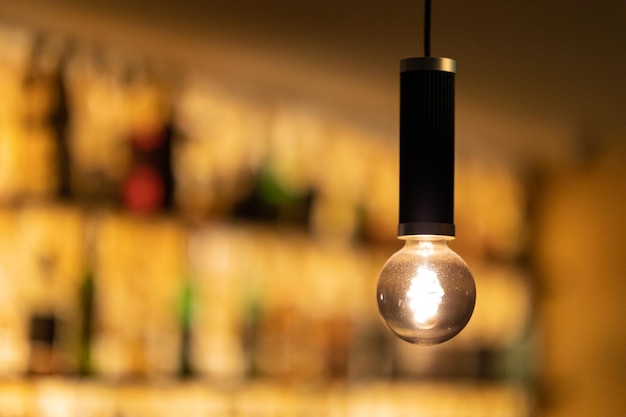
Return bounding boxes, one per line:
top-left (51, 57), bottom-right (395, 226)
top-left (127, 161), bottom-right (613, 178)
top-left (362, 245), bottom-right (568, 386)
top-left (0, 2), bottom-right (624, 416)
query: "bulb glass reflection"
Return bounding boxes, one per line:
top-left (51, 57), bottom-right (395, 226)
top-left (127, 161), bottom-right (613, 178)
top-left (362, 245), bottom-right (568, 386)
top-left (377, 236), bottom-right (475, 345)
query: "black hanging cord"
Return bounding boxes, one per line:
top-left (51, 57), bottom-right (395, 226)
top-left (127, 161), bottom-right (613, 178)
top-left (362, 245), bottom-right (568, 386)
top-left (424, 0), bottom-right (432, 57)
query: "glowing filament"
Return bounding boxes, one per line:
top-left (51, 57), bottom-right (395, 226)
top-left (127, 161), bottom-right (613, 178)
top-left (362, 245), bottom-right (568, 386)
top-left (407, 266), bottom-right (444, 327)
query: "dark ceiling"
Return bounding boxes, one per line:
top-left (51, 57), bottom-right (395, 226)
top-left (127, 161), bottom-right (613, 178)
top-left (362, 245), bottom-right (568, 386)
top-left (2, 0), bottom-right (625, 166)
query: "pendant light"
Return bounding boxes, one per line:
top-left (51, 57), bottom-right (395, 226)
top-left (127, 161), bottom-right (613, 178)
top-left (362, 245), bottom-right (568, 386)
top-left (376, 0), bottom-right (476, 345)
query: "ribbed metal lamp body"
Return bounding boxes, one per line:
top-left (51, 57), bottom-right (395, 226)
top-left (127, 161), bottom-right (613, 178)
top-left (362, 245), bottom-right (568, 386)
top-left (398, 57), bottom-right (456, 237)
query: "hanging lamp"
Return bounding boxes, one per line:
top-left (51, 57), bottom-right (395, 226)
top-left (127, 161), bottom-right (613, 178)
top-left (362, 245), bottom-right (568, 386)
top-left (376, 0), bottom-right (476, 345)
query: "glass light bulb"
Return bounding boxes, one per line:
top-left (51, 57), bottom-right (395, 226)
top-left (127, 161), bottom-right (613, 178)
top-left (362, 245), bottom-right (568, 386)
top-left (377, 236), bottom-right (475, 345)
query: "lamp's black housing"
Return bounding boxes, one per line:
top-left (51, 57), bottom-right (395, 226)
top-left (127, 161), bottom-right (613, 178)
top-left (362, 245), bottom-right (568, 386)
top-left (398, 57), bottom-right (456, 237)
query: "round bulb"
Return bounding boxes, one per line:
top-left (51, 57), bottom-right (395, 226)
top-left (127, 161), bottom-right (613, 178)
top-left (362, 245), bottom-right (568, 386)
top-left (377, 236), bottom-right (475, 345)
